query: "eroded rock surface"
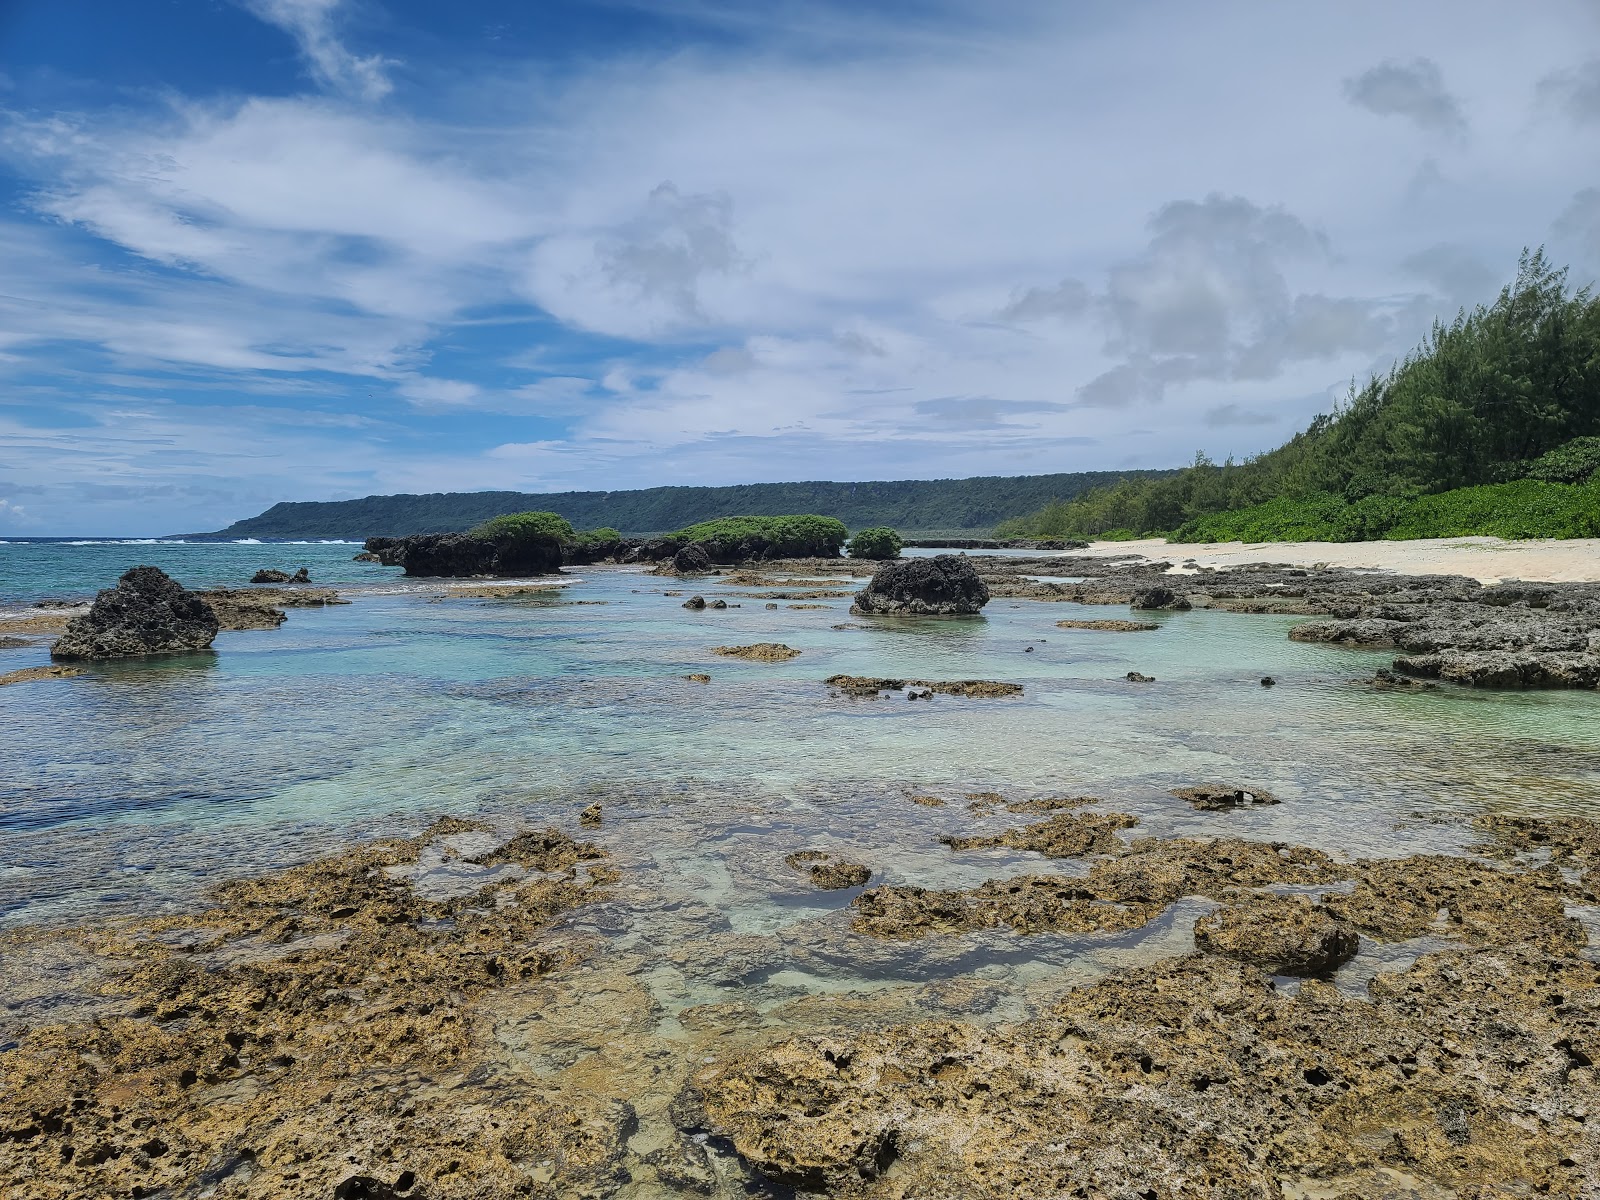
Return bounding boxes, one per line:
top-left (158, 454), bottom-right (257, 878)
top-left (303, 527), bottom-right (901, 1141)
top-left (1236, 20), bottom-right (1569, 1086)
top-left (694, 946), bottom-right (1599, 1198)
top-left (851, 555), bottom-right (989, 617)
top-left (1055, 618), bottom-right (1158, 631)
top-left (854, 837), bottom-right (1349, 939)
top-left (50, 566), bottom-right (219, 660)
top-left (0, 822), bottom-right (622, 1200)
top-left (1192, 894), bottom-right (1360, 975)
top-left (785, 851), bottom-right (873, 890)
top-left (712, 643), bottom-right (801, 661)
top-left (942, 811), bottom-right (1139, 857)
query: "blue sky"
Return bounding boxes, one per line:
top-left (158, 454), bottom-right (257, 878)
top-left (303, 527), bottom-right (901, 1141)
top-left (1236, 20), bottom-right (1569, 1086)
top-left (1, 0), bottom-right (1598, 534)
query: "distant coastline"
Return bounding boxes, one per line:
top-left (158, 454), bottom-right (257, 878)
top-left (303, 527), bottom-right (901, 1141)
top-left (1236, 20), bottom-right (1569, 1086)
top-left (192, 470), bottom-right (1177, 541)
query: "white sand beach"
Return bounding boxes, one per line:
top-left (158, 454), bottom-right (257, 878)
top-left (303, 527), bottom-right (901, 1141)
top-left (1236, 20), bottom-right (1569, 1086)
top-left (1080, 536), bottom-right (1600, 584)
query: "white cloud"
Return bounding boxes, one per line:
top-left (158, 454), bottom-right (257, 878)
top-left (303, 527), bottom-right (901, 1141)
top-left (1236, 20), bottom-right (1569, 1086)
top-left (242, 0), bottom-right (397, 101)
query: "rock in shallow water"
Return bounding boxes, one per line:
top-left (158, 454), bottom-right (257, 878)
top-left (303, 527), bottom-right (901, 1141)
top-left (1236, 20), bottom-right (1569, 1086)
top-left (1192, 893), bottom-right (1360, 975)
top-left (851, 555), bottom-right (990, 616)
top-left (50, 566), bottom-right (219, 661)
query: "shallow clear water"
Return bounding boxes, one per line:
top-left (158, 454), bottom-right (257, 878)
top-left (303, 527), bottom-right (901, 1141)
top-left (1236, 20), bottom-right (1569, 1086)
top-left (4, 541), bottom-right (1599, 1015)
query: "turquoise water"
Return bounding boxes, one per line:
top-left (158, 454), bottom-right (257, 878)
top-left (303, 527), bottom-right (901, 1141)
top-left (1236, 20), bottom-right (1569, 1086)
top-left (3, 540), bottom-right (1600, 1006)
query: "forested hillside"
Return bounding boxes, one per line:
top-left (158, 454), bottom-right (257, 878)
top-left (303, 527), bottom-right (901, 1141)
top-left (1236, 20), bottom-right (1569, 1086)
top-left (203, 471), bottom-right (1170, 540)
top-left (998, 251), bottom-right (1600, 542)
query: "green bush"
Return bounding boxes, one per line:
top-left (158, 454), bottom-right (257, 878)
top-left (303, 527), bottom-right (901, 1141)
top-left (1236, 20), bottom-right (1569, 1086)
top-left (471, 510), bottom-right (575, 546)
top-left (672, 514), bottom-right (849, 559)
top-left (570, 526), bottom-right (621, 548)
top-left (847, 526), bottom-right (903, 558)
top-left (1524, 436), bottom-right (1600, 484)
top-left (1170, 478), bottom-right (1600, 543)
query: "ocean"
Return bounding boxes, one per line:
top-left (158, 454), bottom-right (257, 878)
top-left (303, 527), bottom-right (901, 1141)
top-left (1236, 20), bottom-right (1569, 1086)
top-left (3, 537), bottom-right (1599, 998)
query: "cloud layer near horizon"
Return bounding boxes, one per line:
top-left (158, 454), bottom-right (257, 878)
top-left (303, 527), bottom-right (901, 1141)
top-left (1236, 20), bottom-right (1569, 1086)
top-left (2, 0), bottom-right (1598, 533)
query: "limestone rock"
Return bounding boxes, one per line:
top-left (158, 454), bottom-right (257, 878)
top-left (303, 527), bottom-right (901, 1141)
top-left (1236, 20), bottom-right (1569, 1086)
top-left (711, 643), bottom-right (800, 661)
top-left (50, 567), bottom-right (219, 661)
top-left (851, 555), bottom-right (990, 616)
top-left (1193, 894), bottom-right (1360, 975)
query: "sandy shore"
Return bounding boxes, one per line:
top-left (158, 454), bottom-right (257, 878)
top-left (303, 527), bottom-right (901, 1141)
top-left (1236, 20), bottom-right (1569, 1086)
top-left (1076, 535), bottom-right (1600, 584)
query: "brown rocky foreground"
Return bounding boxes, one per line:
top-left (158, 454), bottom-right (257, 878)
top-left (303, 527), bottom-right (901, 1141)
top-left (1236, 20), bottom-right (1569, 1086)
top-left (0, 808), bottom-right (1595, 1199)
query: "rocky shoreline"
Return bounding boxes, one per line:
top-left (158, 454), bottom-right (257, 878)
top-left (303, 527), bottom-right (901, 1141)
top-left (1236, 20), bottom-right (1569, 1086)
top-left (1, 799), bottom-right (1594, 1198)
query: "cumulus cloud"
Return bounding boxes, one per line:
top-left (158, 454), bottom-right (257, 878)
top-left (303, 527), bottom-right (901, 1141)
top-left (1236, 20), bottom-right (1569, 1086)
top-left (1075, 194), bottom-right (1389, 406)
top-left (1537, 61), bottom-right (1600, 123)
top-left (1343, 58), bottom-right (1467, 135)
top-left (242, 0), bottom-right (397, 101)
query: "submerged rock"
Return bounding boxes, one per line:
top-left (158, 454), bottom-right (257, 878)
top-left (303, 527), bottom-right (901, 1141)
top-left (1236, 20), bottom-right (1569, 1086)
top-left (197, 587), bottom-right (347, 631)
top-left (682, 595), bottom-right (707, 610)
top-left (1125, 671), bottom-right (1156, 683)
top-left (851, 555), bottom-right (990, 616)
top-left (784, 850), bottom-right (872, 890)
top-left (0, 664), bottom-right (84, 687)
top-left (1055, 618), bottom-right (1158, 631)
top-left (50, 566), bottom-right (220, 661)
top-left (824, 674), bottom-right (1022, 698)
top-left (711, 643), bottom-right (800, 661)
top-left (1171, 784), bottom-right (1279, 811)
top-left (1192, 894), bottom-right (1360, 975)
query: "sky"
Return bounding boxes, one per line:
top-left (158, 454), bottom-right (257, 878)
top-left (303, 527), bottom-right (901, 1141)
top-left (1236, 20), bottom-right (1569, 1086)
top-left (1, 1), bottom-right (1598, 535)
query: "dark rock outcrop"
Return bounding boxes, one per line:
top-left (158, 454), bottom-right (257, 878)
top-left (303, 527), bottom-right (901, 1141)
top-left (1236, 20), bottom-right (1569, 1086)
top-left (197, 587), bottom-right (347, 631)
top-left (682, 595), bottom-right (707, 610)
top-left (1130, 586), bottom-right (1192, 610)
top-left (251, 568), bottom-right (310, 584)
top-left (51, 566), bottom-right (219, 660)
top-left (362, 534), bottom-right (563, 577)
top-left (671, 544), bottom-right (712, 575)
top-left (851, 555), bottom-right (990, 616)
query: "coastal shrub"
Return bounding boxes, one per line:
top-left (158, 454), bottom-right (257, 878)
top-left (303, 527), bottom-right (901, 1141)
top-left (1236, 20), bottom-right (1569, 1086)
top-left (471, 510), bottom-right (575, 546)
top-left (1382, 479), bottom-right (1600, 540)
top-left (672, 515), bottom-right (849, 560)
top-left (469, 510), bottom-right (574, 573)
top-left (566, 526), bottom-right (623, 564)
top-left (847, 526), bottom-right (903, 559)
top-left (1171, 479), bottom-right (1600, 543)
top-left (1524, 436), bottom-right (1600, 484)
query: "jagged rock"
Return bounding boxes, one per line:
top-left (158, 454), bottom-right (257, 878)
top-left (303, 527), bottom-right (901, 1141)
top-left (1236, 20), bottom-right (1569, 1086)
top-left (942, 811), bottom-right (1139, 857)
top-left (197, 587), bottom-right (347, 631)
top-left (50, 567), bottom-right (220, 661)
top-left (361, 534), bottom-right (562, 577)
top-left (1125, 671), bottom-right (1156, 682)
top-left (250, 568), bottom-right (311, 584)
top-left (695, 945), bottom-right (1597, 1198)
top-left (1192, 894), bottom-right (1360, 975)
top-left (580, 803), bottom-right (603, 827)
top-left (851, 555), bottom-right (990, 616)
top-left (352, 551), bottom-right (382, 563)
top-left (709, 598), bottom-right (728, 609)
top-left (1130, 586), bottom-right (1191, 610)
top-left (1393, 650), bottom-right (1600, 689)
top-left (685, 673), bottom-right (711, 683)
top-left (682, 595), bottom-right (707, 610)
top-left (785, 851), bottom-right (872, 890)
top-left (671, 543), bottom-right (713, 575)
